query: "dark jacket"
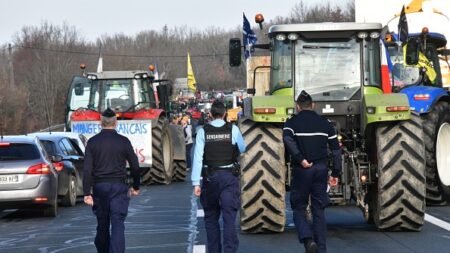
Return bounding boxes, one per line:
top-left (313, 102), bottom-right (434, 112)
top-left (83, 129), bottom-right (140, 195)
top-left (283, 110), bottom-right (342, 177)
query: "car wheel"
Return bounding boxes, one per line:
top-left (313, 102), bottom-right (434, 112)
top-left (43, 195), bottom-right (58, 217)
top-left (61, 175), bottom-right (77, 207)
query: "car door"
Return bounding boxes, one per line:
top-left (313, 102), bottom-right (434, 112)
top-left (60, 138), bottom-right (84, 195)
top-left (56, 139), bottom-right (75, 196)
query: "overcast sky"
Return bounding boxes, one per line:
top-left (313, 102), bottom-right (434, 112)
top-left (0, 0), bottom-right (348, 44)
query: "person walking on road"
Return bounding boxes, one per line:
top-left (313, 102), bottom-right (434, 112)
top-left (192, 101), bottom-right (246, 253)
top-left (283, 90), bottom-right (342, 253)
top-left (83, 108), bottom-right (141, 253)
top-left (182, 115), bottom-right (193, 168)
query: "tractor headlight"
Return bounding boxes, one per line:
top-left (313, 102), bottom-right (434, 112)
top-left (288, 33), bottom-right (299, 41)
top-left (357, 32), bottom-right (368, 39)
top-left (87, 74), bottom-right (97, 80)
top-left (370, 32), bottom-right (380, 39)
top-left (287, 108), bottom-right (295, 115)
top-left (276, 34), bottom-right (286, 41)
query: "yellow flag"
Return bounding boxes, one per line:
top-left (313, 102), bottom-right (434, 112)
top-left (187, 52), bottom-right (197, 92)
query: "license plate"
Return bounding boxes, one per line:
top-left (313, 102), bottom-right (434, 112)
top-left (0, 175), bottom-right (19, 183)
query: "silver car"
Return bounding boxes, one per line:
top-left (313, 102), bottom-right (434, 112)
top-left (0, 136), bottom-right (58, 217)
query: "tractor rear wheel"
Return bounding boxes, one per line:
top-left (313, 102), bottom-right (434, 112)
top-left (149, 118), bottom-right (174, 184)
top-left (422, 101), bottom-right (450, 205)
top-left (375, 112), bottom-right (426, 231)
top-left (172, 160), bottom-right (187, 182)
top-left (239, 120), bottom-right (286, 233)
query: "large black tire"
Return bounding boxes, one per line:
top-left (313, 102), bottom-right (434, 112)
top-left (239, 120), bottom-right (286, 233)
top-left (147, 118), bottom-right (174, 184)
top-left (374, 113), bottom-right (426, 231)
top-left (61, 175), bottom-right (77, 207)
top-left (422, 101), bottom-right (450, 205)
top-left (140, 167), bottom-right (153, 185)
top-left (172, 160), bottom-right (187, 182)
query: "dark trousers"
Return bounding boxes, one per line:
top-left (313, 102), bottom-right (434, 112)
top-left (290, 163), bottom-right (329, 253)
top-left (92, 182), bottom-right (130, 253)
top-left (186, 143), bottom-right (193, 168)
top-left (200, 171), bottom-right (240, 253)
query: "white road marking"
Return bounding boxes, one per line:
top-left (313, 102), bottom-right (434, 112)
top-left (193, 245), bottom-right (206, 253)
top-left (197, 209), bottom-right (204, 218)
top-left (187, 193), bottom-right (199, 253)
top-left (425, 213), bottom-right (450, 232)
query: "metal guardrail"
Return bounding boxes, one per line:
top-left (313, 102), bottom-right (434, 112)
top-left (38, 124), bottom-right (66, 132)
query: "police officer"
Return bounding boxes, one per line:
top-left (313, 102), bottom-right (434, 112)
top-left (192, 101), bottom-right (246, 253)
top-left (283, 91), bottom-right (341, 253)
top-left (83, 108), bottom-right (141, 253)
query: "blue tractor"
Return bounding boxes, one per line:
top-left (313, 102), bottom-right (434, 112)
top-left (383, 28), bottom-right (450, 205)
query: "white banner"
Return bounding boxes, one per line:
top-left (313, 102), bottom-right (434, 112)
top-left (71, 120), bottom-right (153, 166)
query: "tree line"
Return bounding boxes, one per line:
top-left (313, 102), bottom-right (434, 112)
top-left (0, 0), bottom-right (354, 134)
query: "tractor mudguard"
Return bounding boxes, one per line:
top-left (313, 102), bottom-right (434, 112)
top-left (364, 92), bottom-right (411, 125)
top-left (132, 109), bottom-right (165, 127)
top-left (245, 95), bottom-right (295, 123)
top-left (169, 124), bottom-right (186, 161)
top-left (400, 86), bottom-right (449, 114)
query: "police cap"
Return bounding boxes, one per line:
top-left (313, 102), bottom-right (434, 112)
top-left (102, 107), bottom-right (116, 118)
top-left (296, 90), bottom-right (312, 104)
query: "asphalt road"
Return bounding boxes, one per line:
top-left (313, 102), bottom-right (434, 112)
top-left (1, 176), bottom-right (450, 253)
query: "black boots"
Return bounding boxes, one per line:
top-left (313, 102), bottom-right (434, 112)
top-left (304, 238), bottom-right (318, 253)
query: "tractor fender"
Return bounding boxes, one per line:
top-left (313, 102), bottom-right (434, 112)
top-left (132, 109), bottom-right (165, 128)
top-left (400, 86), bottom-right (449, 114)
top-left (364, 92), bottom-right (411, 125)
top-left (169, 124), bottom-right (186, 161)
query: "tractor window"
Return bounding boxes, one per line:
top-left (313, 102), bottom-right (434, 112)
top-left (89, 78), bottom-right (152, 112)
top-left (295, 38), bottom-right (361, 101)
top-left (387, 45), bottom-right (421, 88)
top-left (364, 39), bottom-right (381, 86)
top-left (68, 76), bottom-right (97, 110)
top-left (90, 79), bottom-right (133, 112)
top-left (271, 39), bottom-right (292, 91)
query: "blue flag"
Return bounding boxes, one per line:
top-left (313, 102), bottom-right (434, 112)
top-left (243, 13), bottom-right (257, 59)
top-left (398, 5), bottom-right (408, 45)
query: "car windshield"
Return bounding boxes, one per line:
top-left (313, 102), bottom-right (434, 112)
top-left (0, 143), bottom-right (40, 161)
top-left (295, 38), bottom-right (361, 101)
top-left (91, 79), bottom-right (152, 112)
top-left (40, 140), bottom-right (57, 157)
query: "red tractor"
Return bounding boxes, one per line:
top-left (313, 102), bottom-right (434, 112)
top-left (65, 64), bottom-right (187, 184)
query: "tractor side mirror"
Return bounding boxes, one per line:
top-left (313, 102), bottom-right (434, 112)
top-left (438, 49), bottom-right (450, 56)
top-left (229, 38), bottom-right (242, 67)
top-left (74, 83), bottom-right (84, 96)
top-left (405, 39), bottom-right (420, 65)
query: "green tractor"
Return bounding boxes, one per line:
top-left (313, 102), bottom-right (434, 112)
top-left (230, 22), bottom-right (426, 232)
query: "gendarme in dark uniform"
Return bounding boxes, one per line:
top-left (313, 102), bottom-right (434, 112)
top-left (191, 101), bottom-right (246, 253)
top-left (83, 108), bottom-right (140, 253)
top-left (283, 91), bottom-right (342, 253)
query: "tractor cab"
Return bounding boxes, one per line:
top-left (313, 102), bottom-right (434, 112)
top-left (65, 68), bottom-right (171, 130)
top-left (383, 30), bottom-right (448, 90)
